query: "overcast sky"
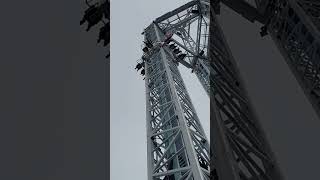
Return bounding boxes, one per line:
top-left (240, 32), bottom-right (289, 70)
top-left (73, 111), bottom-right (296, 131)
top-left (110, 1), bottom-right (320, 180)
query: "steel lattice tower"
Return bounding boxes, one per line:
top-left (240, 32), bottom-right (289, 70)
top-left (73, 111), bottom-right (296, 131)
top-left (143, 23), bottom-right (211, 180)
top-left (206, 2), bottom-right (283, 179)
top-left (213, 0), bottom-right (320, 117)
top-left (138, 0), bottom-right (284, 179)
top-left (258, 0), bottom-right (320, 118)
top-left (78, 0), bottom-right (320, 179)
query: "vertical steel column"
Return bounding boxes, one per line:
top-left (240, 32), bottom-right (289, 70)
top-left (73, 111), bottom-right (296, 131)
top-left (205, 2), bottom-right (284, 179)
top-left (144, 23), bottom-right (210, 180)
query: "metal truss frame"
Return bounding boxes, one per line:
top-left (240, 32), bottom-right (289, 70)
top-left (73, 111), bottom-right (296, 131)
top-left (154, 0), bottom-right (211, 95)
top-left (144, 23), bottom-right (210, 180)
top-left (146, 0), bottom-right (284, 179)
top-left (221, 0), bottom-right (320, 118)
top-left (257, 0), bottom-right (320, 117)
top-left (207, 3), bottom-right (284, 179)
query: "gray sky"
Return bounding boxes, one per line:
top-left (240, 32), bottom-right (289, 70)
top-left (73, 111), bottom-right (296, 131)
top-left (110, 1), bottom-right (320, 180)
